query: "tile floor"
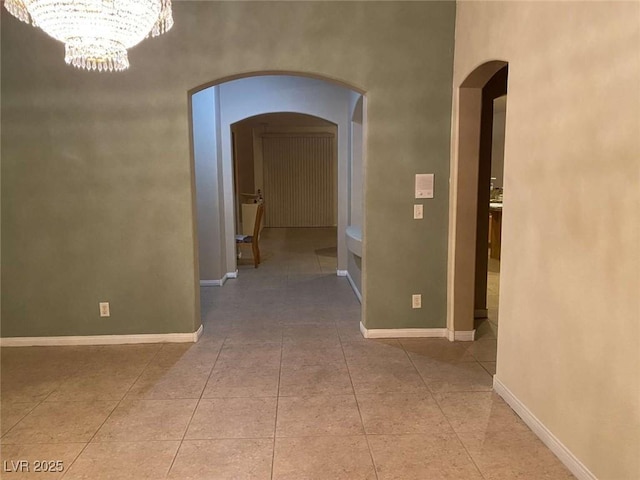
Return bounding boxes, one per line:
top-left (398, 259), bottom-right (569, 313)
top-left (0, 228), bottom-right (574, 479)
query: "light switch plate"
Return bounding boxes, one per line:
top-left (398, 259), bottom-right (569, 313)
top-left (413, 204), bottom-right (423, 219)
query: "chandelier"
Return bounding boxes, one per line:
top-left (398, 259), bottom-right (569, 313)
top-left (3, 0), bottom-right (173, 72)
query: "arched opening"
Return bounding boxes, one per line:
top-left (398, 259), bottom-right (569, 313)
top-left (188, 72), bottom-right (366, 302)
top-left (231, 112), bottom-right (338, 270)
top-left (448, 61), bottom-right (509, 340)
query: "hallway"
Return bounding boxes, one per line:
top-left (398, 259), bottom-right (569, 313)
top-left (0, 228), bottom-right (573, 479)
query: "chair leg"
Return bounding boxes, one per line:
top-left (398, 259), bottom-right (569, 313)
top-left (252, 243), bottom-right (259, 268)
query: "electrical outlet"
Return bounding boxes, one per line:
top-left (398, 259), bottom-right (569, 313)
top-left (413, 204), bottom-right (423, 219)
top-left (99, 302), bottom-right (110, 317)
top-left (412, 294), bottom-right (422, 309)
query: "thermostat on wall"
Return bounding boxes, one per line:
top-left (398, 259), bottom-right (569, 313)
top-left (415, 173), bottom-right (434, 199)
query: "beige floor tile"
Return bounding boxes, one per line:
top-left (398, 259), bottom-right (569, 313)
top-left (281, 341), bottom-right (345, 366)
top-left (481, 361), bottom-right (497, 375)
top-left (348, 363), bottom-right (428, 395)
top-left (1, 374), bottom-right (66, 404)
top-left (1, 401), bottom-right (117, 444)
top-left (63, 441), bottom-right (180, 480)
top-left (356, 392), bottom-right (453, 435)
top-left (433, 391), bottom-right (529, 434)
top-left (125, 363), bottom-right (212, 400)
top-left (44, 370), bottom-right (141, 402)
top-left (475, 318), bottom-right (498, 339)
top-left (458, 429), bottom-right (576, 479)
top-left (342, 340), bottom-right (411, 366)
top-left (276, 395), bottom-right (363, 437)
top-left (279, 364), bottom-right (353, 396)
top-left (273, 436), bottom-right (376, 480)
top-left (223, 328), bottom-right (283, 345)
top-left (276, 305), bottom-right (340, 325)
top-left (185, 397), bottom-right (277, 439)
top-left (202, 365), bottom-right (280, 398)
top-left (153, 341), bottom-right (222, 368)
top-left (0, 403), bottom-right (38, 436)
top-left (282, 325), bottom-right (339, 343)
top-left (215, 343), bottom-right (282, 367)
top-left (468, 337), bottom-right (498, 362)
top-left (0, 442), bottom-right (85, 479)
top-left (78, 345), bottom-right (161, 372)
top-left (368, 433), bottom-right (484, 480)
top-left (168, 439), bottom-right (273, 480)
top-left (93, 399), bottom-right (197, 441)
top-left (412, 359), bottom-right (493, 393)
top-left (337, 325), bottom-right (366, 342)
top-left (401, 338), bottom-right (475, 362)
top-left (0, 347), bottom-right (99, 375)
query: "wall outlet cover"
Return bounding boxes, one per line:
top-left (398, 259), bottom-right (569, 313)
top-left (412, 294), bottom-right (422, 309)
top-left (99, 302), bottom-right (110, 317)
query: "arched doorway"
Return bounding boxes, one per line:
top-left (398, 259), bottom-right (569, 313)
top-left (448, 61), bottom-right (509, 339)
top-left (232, 112), bottom-right (337, 231)
top-left (188, 72), bottom-right (366, 300)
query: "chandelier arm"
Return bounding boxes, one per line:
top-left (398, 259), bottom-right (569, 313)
top-left (3, 0), bottom-right (32, 24)
top-left (151, 0), bottom-right (174, 37)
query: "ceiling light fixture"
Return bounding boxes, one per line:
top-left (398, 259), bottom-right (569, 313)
top-left (3, 0), bottom-right (173, 72)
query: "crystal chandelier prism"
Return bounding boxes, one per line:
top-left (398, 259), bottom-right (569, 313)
top-left (3, 0), bottom-right (173, 71)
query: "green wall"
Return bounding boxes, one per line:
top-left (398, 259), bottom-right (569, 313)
top-left (1, 1), bottom-right (455, 337)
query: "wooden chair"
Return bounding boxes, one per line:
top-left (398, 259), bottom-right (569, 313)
top-left (236, 203), bottom-right (264, 268)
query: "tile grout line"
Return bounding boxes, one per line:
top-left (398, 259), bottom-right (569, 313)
top-left (399, 341), bottom-right (489, 480)
top-left (58, 344), bottom-right (166, 479)
top-left (269, 336), bottom-right (284, 480)
top-left (337, 320), bottom-right (380, 480)
top-left (0, 396), bottom-right (47, 439)
top-left (165, 336), bottom-right (225, 478)
top-left (0, 346), bottom-right (97, 440)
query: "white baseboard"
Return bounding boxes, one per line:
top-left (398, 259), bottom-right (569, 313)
top-left (194, 324), bottom-right (204, 342)
top-left (359, 323), bottom-right (477, 341)
top-left (447, 329), bottom-right (476, 342)
top-left (0, 324), bottom-right (204, 347)
top-left (336, 270), bottom-right (348, 277)
top-left (345, 271), bottom-right (362, 304)
top-left (493, 376), bottom-right (596, 480)
top-left (360, 322), bottom-right (447, 339)
top-left (200, 270), bottom-right (238, 287)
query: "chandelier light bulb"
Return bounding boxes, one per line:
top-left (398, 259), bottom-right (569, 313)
top-left (3, 0), bottom-right (173, 72)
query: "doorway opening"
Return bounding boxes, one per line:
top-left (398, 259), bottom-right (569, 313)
top-left (473, 67), bottom-right (508, 336)
top-left (231, 112), bottom-right (339, 273)
top-left (485, 95), bottom-right (507, 330)
top-left (189, 73), bottom-right (366, 302)
top-left (449, 61), bottom-right (508, 340)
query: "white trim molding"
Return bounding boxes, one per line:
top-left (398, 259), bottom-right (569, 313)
top-left (200, 270), bottom-right (238, 287)
top-left (360, 322), bottom-right (447, 339)
top-left (493, 376), bottom-right (597, 480)
top-left (336, 270), bottom-right (348, 277)
top-left (447, 329), bottom-right (476, 342)
top-left (345, 271), bottom-right (362, 304)
top-left (0, 325), bottom-right (204, 347)
top-left (194, 324), bottom-right (204, 342)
